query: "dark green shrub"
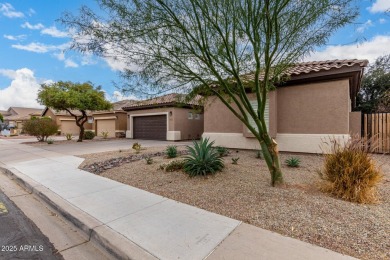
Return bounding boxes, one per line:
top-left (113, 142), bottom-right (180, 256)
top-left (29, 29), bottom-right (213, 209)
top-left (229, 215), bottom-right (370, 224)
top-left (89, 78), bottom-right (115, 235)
top-left (145, 157), bottom-right (153, 165)
top-left (256, 150), bottom-right (263, 159)
top-left (184, 138), bottom-right (224, 177)
top-left (215, 146), bottom-right (228, 157)
top-left (22, 118), bottom-right (58, 142)
top-left (231, 157), bottom-right (239, 164)
top-left (319, 137), bottom-right (383, 204)
top-left (47, 138), bottom-right (54, 144)
top-left (164, 160), bottom-right (185, 172)
top-left (285, 157), bottom-right (300, 167)
top-left (83, 130), bottom-right (95, 140)
top-left (166, 145), bottom-right (178, 158)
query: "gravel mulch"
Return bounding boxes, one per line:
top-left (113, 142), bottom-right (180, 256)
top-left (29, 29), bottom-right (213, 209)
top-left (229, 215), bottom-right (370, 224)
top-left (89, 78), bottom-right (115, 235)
top-left (79, 149), bottom-right (390, 260)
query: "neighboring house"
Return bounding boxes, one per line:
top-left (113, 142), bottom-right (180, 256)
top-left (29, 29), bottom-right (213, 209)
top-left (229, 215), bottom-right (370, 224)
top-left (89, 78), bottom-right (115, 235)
top-left (122, 93), bottom-right (204, 141)
top-left (93, 100), bottom-right (135, 138)
top-left (41, 108), bottom-right (94, 135)
top-left (2, 107), bottom-right (43, 134)
top-left (203, 59), bottom-right (368, 153)
top-left (41, 100), bottom-right (134, 137)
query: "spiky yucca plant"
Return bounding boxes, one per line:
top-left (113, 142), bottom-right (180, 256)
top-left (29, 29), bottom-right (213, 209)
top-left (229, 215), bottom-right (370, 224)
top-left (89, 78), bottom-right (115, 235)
top-left (184, 138), bottom-right (224, 177)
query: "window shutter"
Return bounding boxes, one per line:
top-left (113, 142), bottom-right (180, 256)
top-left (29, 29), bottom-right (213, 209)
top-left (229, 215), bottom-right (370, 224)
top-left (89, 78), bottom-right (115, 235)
top-left (248, 98), bottom-right (269, 132)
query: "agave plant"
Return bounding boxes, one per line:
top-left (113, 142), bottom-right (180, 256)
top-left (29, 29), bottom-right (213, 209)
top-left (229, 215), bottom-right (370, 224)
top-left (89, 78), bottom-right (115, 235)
top-left (184, 138), bottom-right (224, 177)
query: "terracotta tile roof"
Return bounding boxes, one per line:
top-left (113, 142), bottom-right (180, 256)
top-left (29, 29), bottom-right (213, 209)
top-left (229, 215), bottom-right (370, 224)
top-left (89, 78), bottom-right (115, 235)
top-left (241, 59), bottom-right (368, 82)
top-left (3, 107), bottom-right (43, 121)
top-left (122, 93), bottom-right (202, 110)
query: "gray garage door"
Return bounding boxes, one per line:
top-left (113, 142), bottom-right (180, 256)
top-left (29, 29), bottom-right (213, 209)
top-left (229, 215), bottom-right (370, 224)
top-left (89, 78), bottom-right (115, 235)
top-left (133, 115), bottom-right (167, 140)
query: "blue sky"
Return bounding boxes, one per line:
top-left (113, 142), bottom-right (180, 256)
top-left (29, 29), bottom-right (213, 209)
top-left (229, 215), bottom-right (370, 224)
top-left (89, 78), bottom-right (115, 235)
top-left (0, 0), bottom-right (390, 110)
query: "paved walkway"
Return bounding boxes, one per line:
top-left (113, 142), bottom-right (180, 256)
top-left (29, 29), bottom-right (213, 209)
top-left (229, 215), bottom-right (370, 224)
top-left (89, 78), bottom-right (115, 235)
top-left (0, 139), bottom-right (357, 260)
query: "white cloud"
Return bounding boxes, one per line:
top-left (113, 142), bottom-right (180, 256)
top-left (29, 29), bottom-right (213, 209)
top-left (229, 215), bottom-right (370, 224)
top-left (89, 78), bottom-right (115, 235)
top-left (41, 26), bottom-right (69, 38)
top-left (11, 42), bottom-right (70, 53)
top-left (368, 0), bottom-right (390, 13)
top-left (0, 68), bottom-right (45, 110)
top-left (3, 34), bottom-right (26, 40)
top-left (64, 59), bottom-right (79, 68)
top-left (356, 20), bottom-right (373, 33)
top-left (21, 22), bottom-right (44, 30)
top-left (306, 35), bottom-right (390, 63)
top-left (28, 8), bottom-right (35, 16)
top-left (106, 90), bottom-right (139, 102)
top-left (379, 18), bottom-right (387, 24)
top-left (0, 3), bottom-right (24, 18)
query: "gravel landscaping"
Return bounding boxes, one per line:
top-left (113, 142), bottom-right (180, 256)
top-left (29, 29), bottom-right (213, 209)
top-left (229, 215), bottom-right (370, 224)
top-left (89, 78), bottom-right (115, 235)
top-left (79, 148), bottom-right (390, 260)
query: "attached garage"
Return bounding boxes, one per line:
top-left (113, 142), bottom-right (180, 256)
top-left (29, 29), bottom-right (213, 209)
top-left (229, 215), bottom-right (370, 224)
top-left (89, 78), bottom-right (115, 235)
top-left (133, 115), bottom-right (167, 140)
top-left (60, 120), bottom-right (79, 135)
top-left (95, 117), bottom-right (116, 138)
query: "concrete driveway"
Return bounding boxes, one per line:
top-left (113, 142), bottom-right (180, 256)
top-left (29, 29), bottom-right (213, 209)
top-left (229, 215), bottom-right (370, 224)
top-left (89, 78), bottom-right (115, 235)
top-left (23, 139), bottom-right (193, 156)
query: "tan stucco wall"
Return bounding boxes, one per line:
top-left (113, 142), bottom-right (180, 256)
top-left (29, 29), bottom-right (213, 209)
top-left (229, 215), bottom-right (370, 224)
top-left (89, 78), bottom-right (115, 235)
top-left (116, 113), bottom-right (127, 131)
top-left (204, 92), bottom-right (277, 137)
top-left (349, 111), bottom-right (361, 136)
top-left (277, 79), bottom-right (350, 134)
top-left (172, 107), bottom-right (204, 140)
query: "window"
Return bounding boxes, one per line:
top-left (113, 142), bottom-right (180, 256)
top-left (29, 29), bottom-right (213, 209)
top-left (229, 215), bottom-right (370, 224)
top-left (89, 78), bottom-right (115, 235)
top-left (188, 112), bottom-right (193, 119)
top-left (248, 98), bottom-right (269, 132)
top-left (195, 113), bottom-right (200, 120)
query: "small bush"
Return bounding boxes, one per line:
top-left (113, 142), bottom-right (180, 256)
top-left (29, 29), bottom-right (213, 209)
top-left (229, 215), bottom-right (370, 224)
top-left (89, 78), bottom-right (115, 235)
top-left (166, 145), bottom-right (178, 158)
top-left (47, 138), bottom-right (54, 144)
top-left (101, 131), bottom-right (109, 139)
top-left (184, 138), bottom-right (224, 177)
top-left (215, 146), bottom-right (228, 157)
top-left (164, 160), bottom-right (185, 172)
top-left (132, 142), bottom-right (141, 153)
top-left (231, 157), bottom-right (239, 164)
top-left (83, 130), bottom-right (95, 140)
top-left (22, 118), bottom-right (58, 142)
top-left (319, 137), bottom-right (383, 204)
top-left (65, 133), bottom-right (73, 141)
top-left (145, 157), bottom-right (153, 165)
top-left (285, 157), bottom-right (300, 167)
top-left (256, 150), bottom-right (263, 159)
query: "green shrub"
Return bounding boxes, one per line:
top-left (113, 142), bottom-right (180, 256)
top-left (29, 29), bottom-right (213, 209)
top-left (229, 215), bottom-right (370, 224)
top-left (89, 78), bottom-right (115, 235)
top-left (184, 138), bottom-right (224, 177)
top-left (83, 130), bottom-right (95, 140)
top-left (132, 142), bottom-right (141, 153)
top-left (65, 133), bottom-right (73, 141)
top-left (166, 145), bottom-right (178, 158)
top-left (256, 150), bottom-right (263, 159)
top-left (285, 157), bottom-right (300, 167)
top-left (319, 137), bottom-right (383, 204)
top-left (231, 157), bottom-right (239, 164)
top-left (215, 146), bottom-right (228, 157)
top-left (145, 157), bottom-right (153, 165)
top-left (22, 118), bottom-right (58, 142)
top-left (47, 138), bottom-right (54, 144)
top-left (101, 131), bottom-right (109, 139)
top-left (164, 160), bottom-right (185, 172)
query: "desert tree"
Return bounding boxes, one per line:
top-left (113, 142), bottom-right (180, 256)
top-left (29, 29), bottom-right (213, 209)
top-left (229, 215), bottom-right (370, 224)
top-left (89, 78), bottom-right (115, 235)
top-left (38, 81), bottom-right (112, 142)
top-left (357, 54), bottom-right (390, 113)
top-left (61, 0), bottom-right (358, 186)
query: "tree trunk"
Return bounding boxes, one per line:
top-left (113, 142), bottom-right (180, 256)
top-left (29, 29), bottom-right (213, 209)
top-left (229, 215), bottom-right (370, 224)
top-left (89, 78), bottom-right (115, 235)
top-left (78, 125), bottom-right (85, 142)
top-left (258, 134), bottom-right (283, 186)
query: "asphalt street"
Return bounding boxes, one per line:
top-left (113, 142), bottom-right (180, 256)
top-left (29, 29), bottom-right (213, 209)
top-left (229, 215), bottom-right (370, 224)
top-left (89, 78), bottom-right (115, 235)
top-left (0, 189), bottom-right (63, 260)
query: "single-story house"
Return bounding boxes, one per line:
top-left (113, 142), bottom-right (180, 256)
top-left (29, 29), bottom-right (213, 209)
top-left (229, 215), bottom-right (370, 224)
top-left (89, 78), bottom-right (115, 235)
top-left (41, 100), bottom-right (134, 137)
top-left (203, 59), bottom-right (368, 153)
top-left (122, 93), bottom-right (204, 141)
top-left (1, 107), bottom-right (43, 134)
top-left (41, 108), bottom-right (94, 135)
top-left (93, 100), bottom-right (134, 138)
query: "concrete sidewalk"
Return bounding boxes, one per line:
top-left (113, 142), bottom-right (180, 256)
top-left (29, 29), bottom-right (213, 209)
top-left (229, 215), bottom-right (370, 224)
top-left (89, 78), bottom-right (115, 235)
top-left (0, 139), bottom-right (356, 260)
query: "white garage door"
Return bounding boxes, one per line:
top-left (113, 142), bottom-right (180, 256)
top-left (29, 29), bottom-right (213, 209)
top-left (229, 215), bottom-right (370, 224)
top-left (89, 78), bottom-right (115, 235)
top-left (96, 119), bottom-right (116, 138)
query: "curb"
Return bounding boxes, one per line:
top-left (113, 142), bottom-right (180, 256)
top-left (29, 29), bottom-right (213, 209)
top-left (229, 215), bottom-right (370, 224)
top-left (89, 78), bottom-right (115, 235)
top-left (0, 166), bottom-right (157, 260)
